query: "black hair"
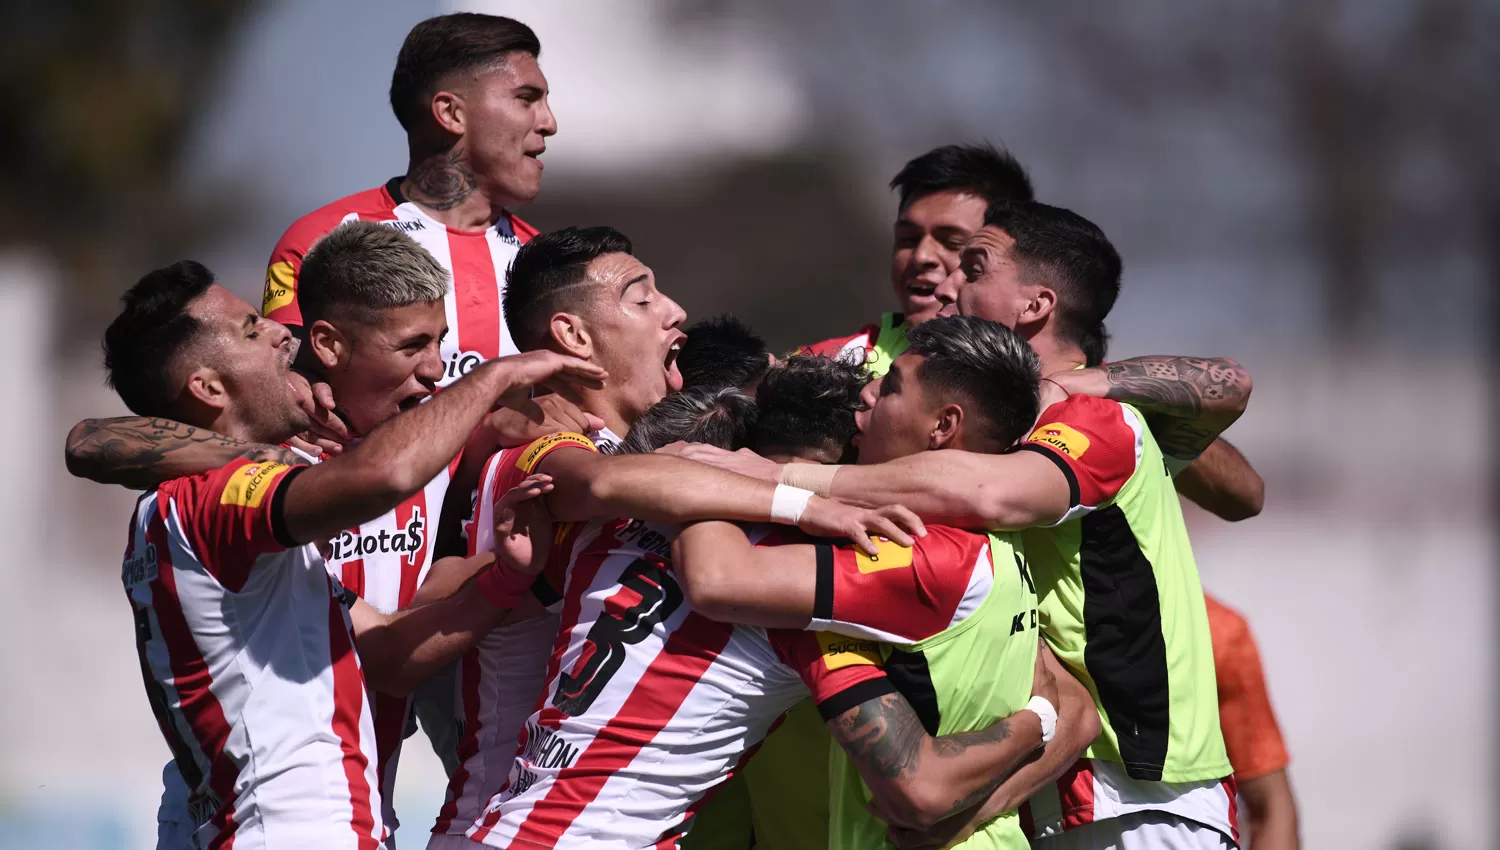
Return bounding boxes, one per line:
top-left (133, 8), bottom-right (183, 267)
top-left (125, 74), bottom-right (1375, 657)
top-left (982, 200), bottom-right (1122, 366)
top-left (390, 13), bottom-right (541, 133)
top-left (750, 355), bottom-right (869, 462)
top-left (678, 314), bottom-right (770, 392)
top-left (905, 316), bottom-right (1041, 448)
top-left (890, 143), bottom-right (1034, 212)
top-left (503, 226), bottom-right (633, 351)
top-left (102, 261), bottom-right (217, 417)
top-left (621, 386), bottom-right (758, 455)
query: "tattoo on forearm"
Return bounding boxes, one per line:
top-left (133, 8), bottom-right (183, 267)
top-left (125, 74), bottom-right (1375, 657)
top-left (404, 145), bottom-right (478, 211)
top-left (836, 694), bottom-right (925, 780)
top-left (1102, 357), bottom-right (1251, 458)
top-left (65, 417), bottom-right (290, 489)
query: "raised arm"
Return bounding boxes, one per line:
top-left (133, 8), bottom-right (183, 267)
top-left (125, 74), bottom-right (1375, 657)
top-left (280, 351), bottom-right (604, 545)
top-left (1054, 356), bottom-right (1252, 460)
top-left (1174, 437), bottom-right (1265, 521)
top-left (539, 447), bottom-right (922, 557)
top-left (64, 417), bottom-right (296, 489)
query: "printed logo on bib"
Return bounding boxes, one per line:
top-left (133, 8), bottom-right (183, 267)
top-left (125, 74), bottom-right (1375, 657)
top-left (444, 349), bottom-right (487, 381)
top-left (219, 462), bottom-right (290, 509)
top-left (123, 541), bottom-right (159, 587)
top-left (816, 632), bottom-right (882, 670)
top-left (517, 432), bottom-right (597, 474)
top-left (1027, 422), bottom-right (1091, 459)
top-left (329, 506), bottom-right (427, 566)
top-left (855, 537), bottom-right (914, 574)
top-left (262, 261), bottom-right (296, 315)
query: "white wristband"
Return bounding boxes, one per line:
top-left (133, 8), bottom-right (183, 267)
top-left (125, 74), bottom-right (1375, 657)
top-left (1025, 695), bottom-right (1058, 745)
top-left (770, 484), bottom-right (815, 525)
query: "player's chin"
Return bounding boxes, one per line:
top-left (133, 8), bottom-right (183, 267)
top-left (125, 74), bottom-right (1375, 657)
top-left (903, 293), bottom-right (943, 324)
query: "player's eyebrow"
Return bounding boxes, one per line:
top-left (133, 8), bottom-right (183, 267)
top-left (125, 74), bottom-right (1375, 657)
top-left (620, 274), bottom-right (649, 296)
top-left (961, 245), bottom-right (986, 265)
top-left (243, 313), bottom-right (258, 332)
top-left (516, 84), bottom-right (546, 98)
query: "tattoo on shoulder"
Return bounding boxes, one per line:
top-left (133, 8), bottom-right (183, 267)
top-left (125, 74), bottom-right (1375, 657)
top-left (405, 145), bottom-right (478, 211)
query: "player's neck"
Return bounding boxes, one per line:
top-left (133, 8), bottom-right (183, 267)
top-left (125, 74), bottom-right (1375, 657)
top-left (555, 384), bottom-right (632, 439)
top-left (401, 143), bottom-right (507, 232)
top-left (1029, 330), bottom-right (1086, 376)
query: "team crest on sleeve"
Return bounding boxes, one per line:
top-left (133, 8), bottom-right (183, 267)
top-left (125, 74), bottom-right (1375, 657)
top-left (220, 462), bottom-right (290, 509)
top-left (816, 632), bottom-right (882, 670)
top-left (855, 537), bottom-right (914, 574)
top-left (1027, 422), bottom-right (1091, 458)
top-left (262, 261), bottom-right (296, 315)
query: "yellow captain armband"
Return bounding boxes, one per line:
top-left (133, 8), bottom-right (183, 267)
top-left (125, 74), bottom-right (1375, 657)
top-left (816, 632), bottom-right (882, 670)
top-left (516, 432), bottom-right (598, 474)
top-left (219, 462), bottom-right (292, 509)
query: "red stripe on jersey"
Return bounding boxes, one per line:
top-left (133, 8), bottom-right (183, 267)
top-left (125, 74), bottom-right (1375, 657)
top-left (507, 613), bottom-right (736, 848)
top-left (148, 512), bottom-right (242, 849)
top-left (1058, 759), bottom-right (1096, 829)
top-left (1019, 800), bottom-right (1035, 837)
top-left (395, 493), bottom-right (430, 608)
top-left (433, 648), bottom-right (485, 834)
top-left (1222, 776), bottom-right (1240, 844)
top-left (341, 544), bottom-right (366, 600)
top-left (449, 233), bottom-right (502, 361)
top-left (371, 691), bottom-right (409, 821)
top-left (327, 590), bottom-right (381, 849)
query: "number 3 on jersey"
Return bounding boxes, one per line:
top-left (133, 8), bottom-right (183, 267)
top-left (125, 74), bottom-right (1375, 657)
top-left (553, 559), bottom-right (683, 715)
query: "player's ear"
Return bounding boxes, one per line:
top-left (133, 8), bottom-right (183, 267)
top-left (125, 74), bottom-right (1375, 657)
top-left (182, 367), bottom-right (229, 414)
top-left (307, 320), bottom-right (351, 371)
top-left (930, 403), bottom-right (963, 450)
top-left (550, 312), bottom-right (593, 360)
top-left (1020, 286), bottom-right (1057, 327)
top-left (430, 90), bottom-right (465, 136)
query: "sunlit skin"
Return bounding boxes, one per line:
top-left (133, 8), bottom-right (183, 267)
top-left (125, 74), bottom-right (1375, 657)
top-left (854, 353), bottom-right (964, 465)
top-left (180, 285), bottom-right (309, 444)
top-left (891, 190), bottom-right (990, 325)
top-left (448, 54), bottom-right (557, 208)
top-left (565, 252), bottom-right (688, 434)
top-left (309, 300), bottom-right (448, 438)
top-left (935, 226), bottom-right (1039, 331)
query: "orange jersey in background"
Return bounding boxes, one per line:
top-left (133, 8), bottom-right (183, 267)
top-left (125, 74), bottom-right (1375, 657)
top-left (1206, 594), bottom-right (1290, 781)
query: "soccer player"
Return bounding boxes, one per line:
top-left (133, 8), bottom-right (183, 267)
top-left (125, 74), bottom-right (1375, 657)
top-left (264, 13), bottom-right (554, 382)
top-left (96, 260), bottom-right (603, 849)
top-left (676, 313), bottom-right (775, 393)
top-left (678, 201), bottom-right (1250, 849)
top-left (1206, 594), bottom-right (1299, 850)
top-left (464, 350), bottom-right (1080, 850)
top-left (806, 143), bottom-right (1262, 522)
top-left (420, 226), bottom-right (919, 850)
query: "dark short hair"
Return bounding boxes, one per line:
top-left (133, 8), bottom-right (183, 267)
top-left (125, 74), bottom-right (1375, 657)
top-left (621, 386), bottom-right (758, 455)
top-left (751, 355), bottom-right (869, 461)
top-left (390, 13), bottom-right (541, 133)
top-left (103, 261), bottom-right (218, 417)
top-left (982, 200), bottom-right (1122, 366)
top-left (678, 314), bottom-right (770, 392)
top-left (503, 226), bottom-right (633, 351)
top-left (890, 143), bottom-right (1034, 212)
top-left (905, 316), bottom-right (1040, 448)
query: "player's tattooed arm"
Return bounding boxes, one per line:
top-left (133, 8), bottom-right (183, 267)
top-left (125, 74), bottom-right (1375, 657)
top-left (64, 417), bottom-right (294, 490)
top-left (403, 144), bottom-right (478, 211)
top-left (829, 692), bottom-right (1040, 830)
top-left (1100, 356), bottom-right (1252, 459)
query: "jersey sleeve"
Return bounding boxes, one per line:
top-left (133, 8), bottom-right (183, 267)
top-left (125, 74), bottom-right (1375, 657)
top-left (1207, 596), bottom-right (1291, 780)
top-left (795, 526), bottom-right (989, 645)
top-left (768, 628), bottom-right (896, 721)
top-left (467, 433), bottom-right (600, 610)
top-left (262, 208), bottom-right (351, 328)
top-left (795, 326), bottom-right (877, 360)
top-left (1013, 395), bottom-right (1145, 524)
top-left (162, 459), bottom-right (309, 592)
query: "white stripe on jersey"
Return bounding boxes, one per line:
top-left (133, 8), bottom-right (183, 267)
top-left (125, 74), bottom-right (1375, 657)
top-left (1024, 758), bottom-right (1237, 843)
top-left (127, 492), bottom-right (383, 850)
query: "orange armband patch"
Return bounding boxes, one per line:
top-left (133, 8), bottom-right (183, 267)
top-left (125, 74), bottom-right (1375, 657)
top-left (517, 432), bottom-right (598, 474)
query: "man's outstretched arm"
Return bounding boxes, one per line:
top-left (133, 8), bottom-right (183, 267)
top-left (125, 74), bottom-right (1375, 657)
top-left (65, 417), bottom-right (294, 489)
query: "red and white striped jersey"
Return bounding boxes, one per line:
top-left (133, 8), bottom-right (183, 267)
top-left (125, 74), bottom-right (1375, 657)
top-left (263, 178), bottom-right (540, 386)
top-left (123, 458), bottom-right (383, 850)
top-left (432, 428), bottom-right (625, 841)
top-left (325, 463), bottom-right (453, 836)
top-left (465, 517), bottom-right (986, 850)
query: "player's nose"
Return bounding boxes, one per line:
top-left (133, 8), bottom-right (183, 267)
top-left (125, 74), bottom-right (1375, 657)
top-left (933, 267), bottom-right (963, 305)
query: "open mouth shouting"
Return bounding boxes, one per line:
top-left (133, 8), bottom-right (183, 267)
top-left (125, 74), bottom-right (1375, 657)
top-left (664, 332), bottom-right (686, 392)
